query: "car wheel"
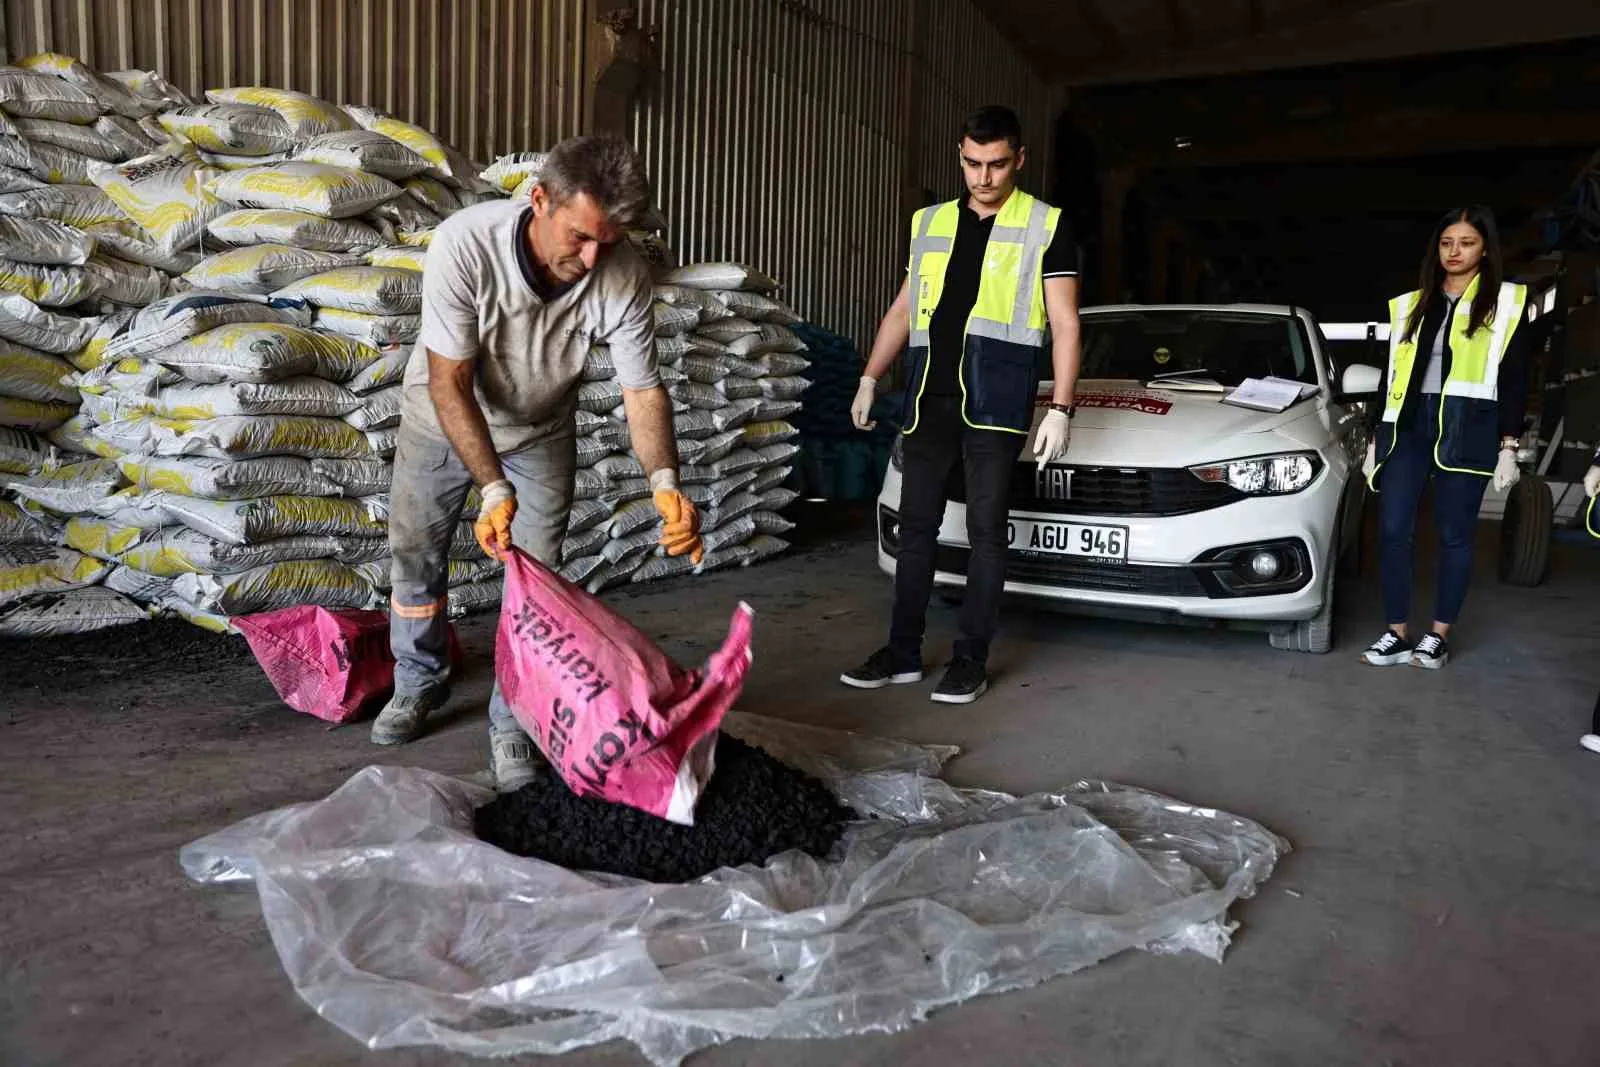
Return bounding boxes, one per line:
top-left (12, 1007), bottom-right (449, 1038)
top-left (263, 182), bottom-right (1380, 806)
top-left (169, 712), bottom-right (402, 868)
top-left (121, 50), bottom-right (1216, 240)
top-left (1269, 542), bottom-right (1336, 654)
top-left (1499, 473), bottom-right (1551, 587)
top-left (1338, 491), bottom-right (1367, 579)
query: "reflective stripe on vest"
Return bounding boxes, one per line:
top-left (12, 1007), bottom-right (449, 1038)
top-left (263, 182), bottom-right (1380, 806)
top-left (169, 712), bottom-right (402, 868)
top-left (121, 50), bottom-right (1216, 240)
top-left (1368, 277), bottom-right (1527, 484)
top-left (1381, 277), bottom-right (1524, 422)
top-left (904, 188), bottom-right (1059, 433)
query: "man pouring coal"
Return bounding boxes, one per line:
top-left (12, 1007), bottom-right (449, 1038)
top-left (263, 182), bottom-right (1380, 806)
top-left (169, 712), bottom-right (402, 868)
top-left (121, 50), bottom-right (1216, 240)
top-left (372, 134), bottom-right (703, 790)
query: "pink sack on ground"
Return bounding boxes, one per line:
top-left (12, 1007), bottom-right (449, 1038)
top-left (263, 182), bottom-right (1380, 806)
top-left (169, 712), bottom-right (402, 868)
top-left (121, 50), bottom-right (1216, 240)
top-left (236, 606), bottom-right (461, 724)
top-left (495, 547), bottom-right (753, 825)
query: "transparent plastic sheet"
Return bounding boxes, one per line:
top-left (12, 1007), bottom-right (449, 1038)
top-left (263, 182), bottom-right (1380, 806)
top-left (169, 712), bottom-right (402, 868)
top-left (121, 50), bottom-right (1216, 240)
top-left (180, 712), bottom-right (1288, 1066)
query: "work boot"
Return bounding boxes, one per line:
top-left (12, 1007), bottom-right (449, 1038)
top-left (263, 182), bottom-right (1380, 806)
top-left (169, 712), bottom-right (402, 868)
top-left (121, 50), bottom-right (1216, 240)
top-left (491, 728), bottom-right (543, 793)
top-left (369, 684), bottom-right (451, 746)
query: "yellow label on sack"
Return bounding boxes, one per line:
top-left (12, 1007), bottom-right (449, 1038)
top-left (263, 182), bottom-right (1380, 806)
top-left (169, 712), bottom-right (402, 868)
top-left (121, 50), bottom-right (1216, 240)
top-left (120, 544), bottom-right (202, 577)
top-left (216, 88), bottom-right (344, 129)
top-left (192, 245), bottom-right (279, 276)
top-left (0, 561), bottom-right (54, 598)
top-left (231, 171), bottom-right (337, 197)
top-left (64, 516), bottom-right (143, 557)
top-left (258, 419), bottom-right (360, 455)
top-left (157, 400), bottom-right (223, 421)
top-left (370, 118), bottom-right (447, 166)
top-left (18, 53), bottom-right (75, 76)
top-left (269, 495), bottom-right (370, 528)
top-left (367, 247), bottom-right (426, 271)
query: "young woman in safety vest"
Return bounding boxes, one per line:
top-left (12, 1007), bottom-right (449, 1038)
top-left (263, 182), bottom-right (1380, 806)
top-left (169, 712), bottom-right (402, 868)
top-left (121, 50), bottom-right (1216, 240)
top-left (1359, 205), bottom-right (1532, 670)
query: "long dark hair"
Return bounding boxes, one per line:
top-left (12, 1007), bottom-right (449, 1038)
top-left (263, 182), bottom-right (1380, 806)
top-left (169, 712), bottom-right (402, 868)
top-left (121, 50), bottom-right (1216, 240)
top-left (1403, 205), bottom-right (1503, 343)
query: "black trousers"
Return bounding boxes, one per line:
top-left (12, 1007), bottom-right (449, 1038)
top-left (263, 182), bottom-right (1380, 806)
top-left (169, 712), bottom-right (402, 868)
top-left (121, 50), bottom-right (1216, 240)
top-left (889, 396), bottom-right (1024, 668)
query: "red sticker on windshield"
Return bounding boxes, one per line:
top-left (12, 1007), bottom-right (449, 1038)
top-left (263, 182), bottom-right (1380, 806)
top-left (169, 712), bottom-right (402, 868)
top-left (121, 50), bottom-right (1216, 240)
top-left (1059, 391), bottom-right (1173, 416)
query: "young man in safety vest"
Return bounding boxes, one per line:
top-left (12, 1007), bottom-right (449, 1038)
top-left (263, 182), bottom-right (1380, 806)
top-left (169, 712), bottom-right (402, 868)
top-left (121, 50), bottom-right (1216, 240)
top-left (844, 105), bottom-right (1082, 704)
top-left (373, 135), bottom-right (703, 790)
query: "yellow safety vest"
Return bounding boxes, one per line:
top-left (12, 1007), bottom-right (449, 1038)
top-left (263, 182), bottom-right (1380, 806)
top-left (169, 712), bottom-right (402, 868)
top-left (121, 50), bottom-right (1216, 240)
top-left (1368, 276), bottom-right (1526, 487)
top-left (902, 188), bottom-right (1060, 434)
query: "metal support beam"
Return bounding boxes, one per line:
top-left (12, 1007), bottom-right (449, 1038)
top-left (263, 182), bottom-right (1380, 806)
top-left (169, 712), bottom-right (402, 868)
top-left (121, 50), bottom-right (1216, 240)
top-left (584, 1), bottom-right (657, 138)
top-left (1100, 165), bottom-right (1135, 303)
top-left (1138, 109), bottom-right (1600, 170)
top-left (1162, 0), bottom-right (1193, 47)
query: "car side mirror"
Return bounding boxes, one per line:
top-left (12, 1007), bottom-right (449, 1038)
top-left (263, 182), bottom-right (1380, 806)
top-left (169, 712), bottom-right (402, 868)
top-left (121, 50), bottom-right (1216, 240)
top-left (1338, 363), bottom-right (1382, 401)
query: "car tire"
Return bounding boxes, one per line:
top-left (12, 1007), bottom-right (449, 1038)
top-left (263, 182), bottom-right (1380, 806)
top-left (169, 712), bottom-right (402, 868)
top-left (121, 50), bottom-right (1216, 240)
top-left (1269, 543), bottom-right (1336, 654)
top-left (1338, 491), bottom-right (1367, 579)
top-left (1499, 473), bottom-right (1551, 587)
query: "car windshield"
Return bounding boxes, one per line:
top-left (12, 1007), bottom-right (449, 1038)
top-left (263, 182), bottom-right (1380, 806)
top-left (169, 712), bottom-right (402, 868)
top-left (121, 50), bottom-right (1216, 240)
top-left (1050, 310), bottom-right (1316, 387)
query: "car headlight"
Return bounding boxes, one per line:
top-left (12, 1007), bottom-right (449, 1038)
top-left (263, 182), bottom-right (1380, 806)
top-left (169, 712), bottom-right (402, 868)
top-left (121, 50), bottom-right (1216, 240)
top-left (1188, 452), bottom-right (1321, 495)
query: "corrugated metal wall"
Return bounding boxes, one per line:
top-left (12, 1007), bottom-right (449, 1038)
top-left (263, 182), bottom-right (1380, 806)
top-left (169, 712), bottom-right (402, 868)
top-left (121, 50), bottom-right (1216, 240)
top-left (629, 0), bottom-right (918, 349)
top-left (1, 0), bottom-right (589, 165)
top-left (2, 0), bottom-right (1056, 350)
top-left (628, 0), bottom-right (1055, 348)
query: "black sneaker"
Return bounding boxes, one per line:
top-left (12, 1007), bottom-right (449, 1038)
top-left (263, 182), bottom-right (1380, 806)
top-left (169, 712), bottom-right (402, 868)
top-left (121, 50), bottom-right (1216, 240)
top-left (1411, 632), bottom-right (1449, 670)
top-left (840, 647), bottom-right (923, 689)
top-left (931, 656), bottom-right (988, 704)
top-left (1361, 629), bottom-right (1413, 666)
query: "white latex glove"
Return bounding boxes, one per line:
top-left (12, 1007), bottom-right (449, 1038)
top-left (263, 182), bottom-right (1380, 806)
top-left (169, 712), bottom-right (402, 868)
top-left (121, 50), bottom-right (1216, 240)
top-left (850, 375), bottom-right (876, 431)
top-left (1492, 447), bottom-right (1521, 492)
top-left (1362, 441), bottom-right (1375, 480)
top-left (1033, 408), bottom-right (1071, 470)
top-left (1583, 464), bottom-right (1600, 499)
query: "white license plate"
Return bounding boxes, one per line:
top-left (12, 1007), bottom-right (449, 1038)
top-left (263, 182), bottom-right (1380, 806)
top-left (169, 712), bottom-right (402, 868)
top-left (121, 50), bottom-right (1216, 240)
top-left (1006, 518), bottom-right (1128, 561)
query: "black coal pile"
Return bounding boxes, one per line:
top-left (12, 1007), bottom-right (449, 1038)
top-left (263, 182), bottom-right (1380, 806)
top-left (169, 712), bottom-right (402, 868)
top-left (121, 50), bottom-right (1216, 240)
top-left (474, 734), bottom-right (856, 882)
top-left (0, 618), bottom-right (255, 691)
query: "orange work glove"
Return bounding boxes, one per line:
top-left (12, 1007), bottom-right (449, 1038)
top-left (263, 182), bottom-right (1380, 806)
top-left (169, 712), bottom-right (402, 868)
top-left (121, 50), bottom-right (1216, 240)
top-left (474, 479), bottom-right (516, 560)
top-left (650, 469), bottom-right (703, 564)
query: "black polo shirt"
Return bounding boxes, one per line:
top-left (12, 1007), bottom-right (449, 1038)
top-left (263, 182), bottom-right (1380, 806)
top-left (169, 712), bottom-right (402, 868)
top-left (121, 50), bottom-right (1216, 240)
top-left (922, 195), bottom-right (1079, 397)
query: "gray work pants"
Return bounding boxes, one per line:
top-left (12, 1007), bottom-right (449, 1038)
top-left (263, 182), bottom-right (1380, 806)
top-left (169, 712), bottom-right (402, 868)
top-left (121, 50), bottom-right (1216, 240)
top-left (388, 421), bottom-right (575, 737)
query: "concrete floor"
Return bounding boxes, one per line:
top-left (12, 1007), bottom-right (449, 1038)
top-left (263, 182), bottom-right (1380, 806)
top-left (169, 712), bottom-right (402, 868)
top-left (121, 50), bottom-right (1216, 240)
top-left (4, 507), bottom-right (1599, 1067)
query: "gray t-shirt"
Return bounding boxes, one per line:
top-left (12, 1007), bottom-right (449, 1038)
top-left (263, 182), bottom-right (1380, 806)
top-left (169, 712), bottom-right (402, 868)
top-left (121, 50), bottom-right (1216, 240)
top-left (1421, 292), bottom-right (1460, 395)
top-left (402, 198), bottom-right (659, 453)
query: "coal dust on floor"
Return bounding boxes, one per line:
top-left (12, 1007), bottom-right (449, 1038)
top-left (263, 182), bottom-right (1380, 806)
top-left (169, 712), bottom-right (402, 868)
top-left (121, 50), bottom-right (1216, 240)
top-left (474, 734), bottom-right (855, 882)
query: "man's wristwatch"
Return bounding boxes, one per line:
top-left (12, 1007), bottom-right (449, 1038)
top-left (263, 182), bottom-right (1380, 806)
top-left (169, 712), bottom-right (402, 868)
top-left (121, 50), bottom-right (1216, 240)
top-left (1499, 436), bottom-right (1520, 451)
top-left (1048, 402), bottom-right (1076, 418)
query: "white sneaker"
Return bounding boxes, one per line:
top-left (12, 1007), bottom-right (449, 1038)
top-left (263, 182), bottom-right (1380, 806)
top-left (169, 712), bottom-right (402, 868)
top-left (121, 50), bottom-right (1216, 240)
top-left (1579, 734), bottom-right (1600, 755)
top-left (1361, 630), bottom-right (1413, 666)
top-left (1410, 632), bottom-right (1449, 670)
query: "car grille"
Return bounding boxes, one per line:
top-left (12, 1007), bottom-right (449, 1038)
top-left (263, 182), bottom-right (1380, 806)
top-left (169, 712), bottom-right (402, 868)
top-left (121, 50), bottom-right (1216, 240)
top-left (946, 465), bottom-right (1243, 517)
top-left (933, 545), bottom-right (1213, 598)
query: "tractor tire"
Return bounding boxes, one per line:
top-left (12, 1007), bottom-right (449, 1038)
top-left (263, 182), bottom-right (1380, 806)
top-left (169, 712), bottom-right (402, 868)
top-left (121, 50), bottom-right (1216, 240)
top-left (1500, 473), bottom-right (1552, 587)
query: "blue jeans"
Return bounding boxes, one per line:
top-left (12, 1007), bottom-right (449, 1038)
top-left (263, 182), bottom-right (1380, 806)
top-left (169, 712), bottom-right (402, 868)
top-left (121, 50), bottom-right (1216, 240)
top-left (1376, 394), bottom-right (1490, 626)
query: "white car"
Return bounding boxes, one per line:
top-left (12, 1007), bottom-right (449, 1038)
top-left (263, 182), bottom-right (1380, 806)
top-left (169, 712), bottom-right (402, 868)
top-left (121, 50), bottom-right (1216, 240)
top-left (875, 303), bottom-right (1384, 653)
